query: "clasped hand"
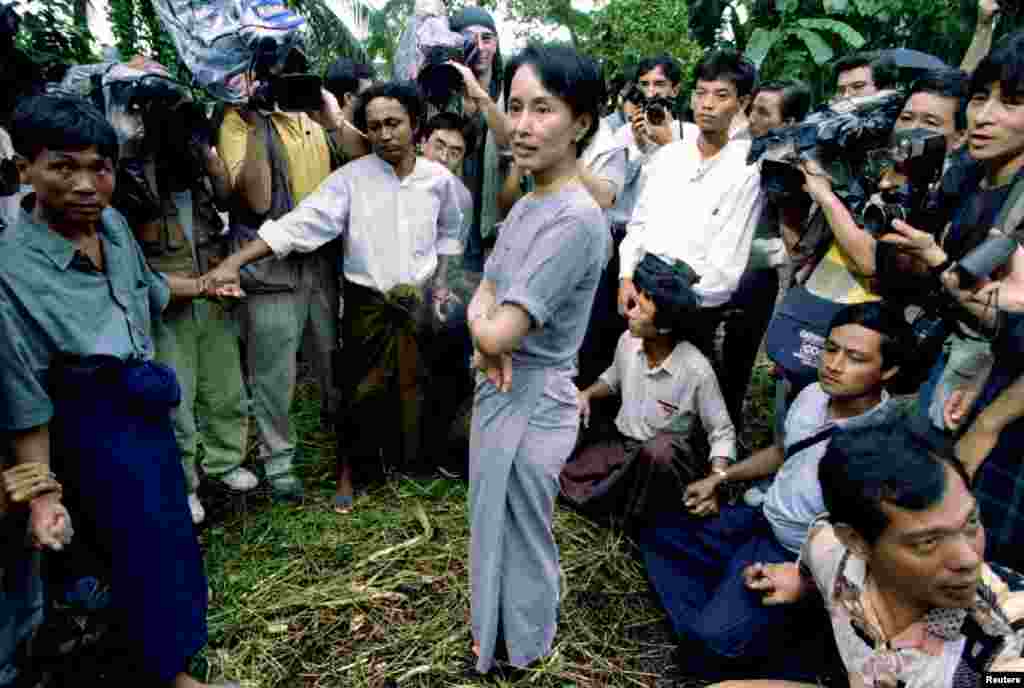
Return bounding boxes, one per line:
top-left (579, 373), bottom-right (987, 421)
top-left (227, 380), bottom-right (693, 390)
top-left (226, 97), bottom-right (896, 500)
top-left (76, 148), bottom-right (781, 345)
top-left (742, 561), bottom-right (803, 605)
top-left (200, 264), bottom-right (246, 301)
top-left (472, 349), bottom-right (512, 392)
top-left (683, 475), bottom-right (720, 517)
top-left (29, 493), bottom-right (74, 552)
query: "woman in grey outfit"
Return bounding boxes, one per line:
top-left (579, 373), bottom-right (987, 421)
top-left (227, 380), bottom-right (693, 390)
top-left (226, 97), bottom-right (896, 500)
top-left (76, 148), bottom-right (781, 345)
top-left (466, 43), bottom-right (611, 674)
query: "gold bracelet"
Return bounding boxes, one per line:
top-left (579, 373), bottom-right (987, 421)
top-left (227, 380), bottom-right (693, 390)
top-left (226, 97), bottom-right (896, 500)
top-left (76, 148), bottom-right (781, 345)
top-left (2, 463), bottom-right (63, 504)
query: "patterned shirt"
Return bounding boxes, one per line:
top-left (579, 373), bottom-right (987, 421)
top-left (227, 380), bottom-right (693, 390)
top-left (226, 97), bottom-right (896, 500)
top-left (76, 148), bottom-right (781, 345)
top-left (802, 522), bottom-right (1024, 687)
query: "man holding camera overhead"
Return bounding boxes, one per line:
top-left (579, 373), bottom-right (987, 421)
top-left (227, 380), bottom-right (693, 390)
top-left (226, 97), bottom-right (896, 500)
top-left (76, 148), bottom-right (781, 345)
top-left (444, 7), bottom-right (508, 281)
top-left (217, 47), bottom-right (347, 502)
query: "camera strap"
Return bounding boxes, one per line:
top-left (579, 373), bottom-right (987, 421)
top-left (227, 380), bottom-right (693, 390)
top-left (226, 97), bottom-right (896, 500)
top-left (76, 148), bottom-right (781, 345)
top-left (993, 173), bottom-right (1024, 240)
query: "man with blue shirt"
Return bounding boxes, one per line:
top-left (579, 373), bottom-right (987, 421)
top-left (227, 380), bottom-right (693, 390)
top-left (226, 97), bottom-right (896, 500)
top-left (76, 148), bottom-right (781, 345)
top-left (639, 303), bottom-right (910, 682)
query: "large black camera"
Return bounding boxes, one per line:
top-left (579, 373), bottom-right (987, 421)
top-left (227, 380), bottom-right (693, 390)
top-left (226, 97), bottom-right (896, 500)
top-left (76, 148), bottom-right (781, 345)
top-left (419, 43), bottom-right (470, 108)
top-left (248, 38), bottom-right (322, 112)
top-left (624, 85), bottom-right (673, 126)
top-left (417, 32), bottom-right (482, 108)
top-left (749, 90), bottom-right (907, 206)
top-left (861, 127), bottom-right (947, 236)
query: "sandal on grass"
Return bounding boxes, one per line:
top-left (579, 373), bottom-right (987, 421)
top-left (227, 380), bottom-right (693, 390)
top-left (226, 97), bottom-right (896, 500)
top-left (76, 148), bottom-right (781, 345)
top-left (333, 494), bottom-right (354, 514)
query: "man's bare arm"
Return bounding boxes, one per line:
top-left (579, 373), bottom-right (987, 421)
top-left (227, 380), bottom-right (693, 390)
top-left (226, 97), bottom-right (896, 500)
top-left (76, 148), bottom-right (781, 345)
top-left (962, 0), bottom-right (1000, 74)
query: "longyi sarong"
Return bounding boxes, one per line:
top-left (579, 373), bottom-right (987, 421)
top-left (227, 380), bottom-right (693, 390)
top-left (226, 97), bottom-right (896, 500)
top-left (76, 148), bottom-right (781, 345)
top-left (560, 430), bottom-right (703, 527)
top-left (338, 281), bottom-right (432, 472)
top-left (470, 363), bottom-right (579, 673)
top-left (47, 356), bottom-right (208, 682)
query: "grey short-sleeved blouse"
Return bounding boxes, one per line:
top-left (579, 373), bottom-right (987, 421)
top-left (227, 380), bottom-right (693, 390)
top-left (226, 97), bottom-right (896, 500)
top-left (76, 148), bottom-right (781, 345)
top-left (0, 203), bottom-right (170, 431)
top-left (484, 185), bottom-right (609, 368)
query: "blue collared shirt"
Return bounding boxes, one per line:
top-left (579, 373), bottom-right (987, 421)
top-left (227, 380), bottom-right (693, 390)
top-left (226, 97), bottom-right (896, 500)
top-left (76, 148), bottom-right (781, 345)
top-left (0, 201), bottom-right (169, 430)
top-left (763, 383), bottom-right (899, 554)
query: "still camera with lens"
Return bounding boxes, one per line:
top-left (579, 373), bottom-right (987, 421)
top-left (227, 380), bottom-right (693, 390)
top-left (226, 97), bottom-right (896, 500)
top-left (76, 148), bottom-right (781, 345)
top-left (624, 85), bottom-right (673, 126)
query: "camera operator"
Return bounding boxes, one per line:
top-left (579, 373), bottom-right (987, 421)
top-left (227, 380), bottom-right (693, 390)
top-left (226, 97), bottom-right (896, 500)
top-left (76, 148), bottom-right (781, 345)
top-left (604, 54), bottom-right (689, 243)
top-left (323, 57), bottom-right (375, 164)
top-left (619, 50), bottom-right (763, 422)
top-left (799, 70), bottom-right (968, 283)
top-left (718, 79), bottom-right (811, 434)
top-left (626, 54), bottom-right (686, 155)
top-left (787, 70), bottom-right (977, 418)
top-left (832, 51), bottom-right (900, 101)
top-left (217, 47), bottom-right (346, 502)
top-left (877, 30), bottom-right (1024, 569)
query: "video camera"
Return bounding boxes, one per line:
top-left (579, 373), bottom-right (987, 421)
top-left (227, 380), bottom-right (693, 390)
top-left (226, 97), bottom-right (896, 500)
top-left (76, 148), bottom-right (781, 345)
top-left (624, 85), bottom-right (672, 126)
top-left (248, 37), bottom-right (322, 112)
top-left (861, 127), bottom-right (947, 236)
top-left (748, 90), bottom-right (907, 207)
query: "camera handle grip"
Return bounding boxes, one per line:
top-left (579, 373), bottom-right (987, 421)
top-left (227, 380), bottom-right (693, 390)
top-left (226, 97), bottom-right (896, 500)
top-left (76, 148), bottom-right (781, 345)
top-left (955, 232), bottom-right (1018, 290)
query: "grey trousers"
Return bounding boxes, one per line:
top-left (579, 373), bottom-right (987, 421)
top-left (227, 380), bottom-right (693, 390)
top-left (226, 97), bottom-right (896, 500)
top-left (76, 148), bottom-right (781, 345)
top-left (241, 247), bottom-right (339, 480)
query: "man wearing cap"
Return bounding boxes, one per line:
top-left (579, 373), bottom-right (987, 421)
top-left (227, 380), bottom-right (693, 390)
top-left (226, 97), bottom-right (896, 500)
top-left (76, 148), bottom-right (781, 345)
top-left (560, 254), bottom-right (736, 526)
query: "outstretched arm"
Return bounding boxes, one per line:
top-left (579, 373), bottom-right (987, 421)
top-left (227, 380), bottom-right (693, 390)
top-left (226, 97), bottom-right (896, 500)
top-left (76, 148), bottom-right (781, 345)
top-left (962, 0), bottom-right (1001, 74)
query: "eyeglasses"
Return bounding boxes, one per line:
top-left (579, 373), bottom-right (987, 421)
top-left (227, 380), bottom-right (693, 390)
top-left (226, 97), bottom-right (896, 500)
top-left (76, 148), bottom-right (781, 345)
top-left (428, 138), bottom-right (464, 159)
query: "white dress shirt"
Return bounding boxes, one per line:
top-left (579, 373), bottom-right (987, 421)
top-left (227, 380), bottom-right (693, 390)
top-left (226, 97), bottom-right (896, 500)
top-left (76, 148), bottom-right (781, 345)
top-left (619, 131), bottom-right (764, 307)
top-left (599, 332), bottom-right (736, 460)
top-left (259, 154), bottom-right (466, 292)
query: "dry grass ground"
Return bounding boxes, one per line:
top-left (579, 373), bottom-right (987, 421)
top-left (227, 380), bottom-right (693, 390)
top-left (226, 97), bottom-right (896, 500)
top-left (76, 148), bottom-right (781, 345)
top-left (193, 362), bottom-right (778, 688)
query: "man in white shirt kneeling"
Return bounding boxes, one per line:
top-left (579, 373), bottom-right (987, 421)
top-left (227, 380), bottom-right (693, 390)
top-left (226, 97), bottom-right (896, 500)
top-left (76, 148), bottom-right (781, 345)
top-left (561, 253), bottom-right (736, 526)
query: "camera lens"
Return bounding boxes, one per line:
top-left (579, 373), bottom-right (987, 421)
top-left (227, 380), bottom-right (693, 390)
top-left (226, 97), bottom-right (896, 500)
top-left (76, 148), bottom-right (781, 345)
top-left (862, 202), bottom-right (906, 237)
top-left (646, 104), bottom-right (666, 126)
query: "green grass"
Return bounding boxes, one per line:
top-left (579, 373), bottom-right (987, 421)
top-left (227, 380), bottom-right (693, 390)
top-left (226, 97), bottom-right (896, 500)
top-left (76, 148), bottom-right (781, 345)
top-left (195, 361), bottom-right (778, 688)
